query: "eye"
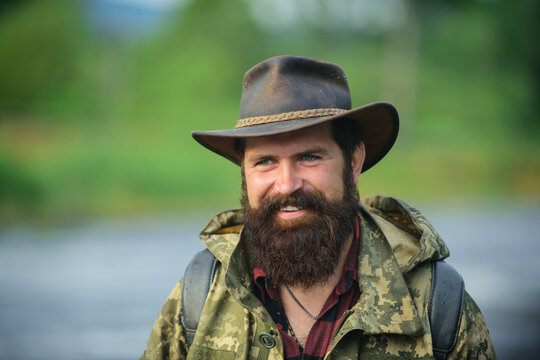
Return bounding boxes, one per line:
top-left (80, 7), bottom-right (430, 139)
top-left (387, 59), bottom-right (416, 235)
top-left (255, 159), bottom-right (273, 166)
top-left (301, 154), bottom-right (320, 162)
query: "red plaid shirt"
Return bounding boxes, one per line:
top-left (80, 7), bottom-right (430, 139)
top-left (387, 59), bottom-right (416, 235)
top-left (253, 217), bottom-right (361, 360)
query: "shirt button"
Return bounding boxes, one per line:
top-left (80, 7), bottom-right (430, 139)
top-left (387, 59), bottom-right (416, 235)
top-left (259, 332), bottom-right (276, 349)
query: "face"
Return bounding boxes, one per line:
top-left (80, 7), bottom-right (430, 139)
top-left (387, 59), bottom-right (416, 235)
top-left (243, 122), bottom-right (364, 220)
top-left (240, 123), bottom-right (365, 287)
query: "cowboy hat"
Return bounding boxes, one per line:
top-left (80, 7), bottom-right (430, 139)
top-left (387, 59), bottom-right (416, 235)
top-left (192, 55), bottom-right (399, 172)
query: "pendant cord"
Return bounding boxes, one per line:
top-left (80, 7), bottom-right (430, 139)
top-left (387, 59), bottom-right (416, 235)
top-left (284, 284), bottom-right (319, 321)
top-left (286, 321), bottom-right (304, 352)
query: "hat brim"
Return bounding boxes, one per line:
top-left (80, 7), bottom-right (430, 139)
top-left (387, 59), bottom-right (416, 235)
top-left (191, 102), bottom-right (398, 172)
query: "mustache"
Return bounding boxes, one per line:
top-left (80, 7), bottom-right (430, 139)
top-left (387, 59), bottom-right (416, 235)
top-left (256, 189), bottom-right (335, 214)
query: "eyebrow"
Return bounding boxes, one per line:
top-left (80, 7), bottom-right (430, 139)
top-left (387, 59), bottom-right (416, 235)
top-left (295, 146), bottom-right (330, 158)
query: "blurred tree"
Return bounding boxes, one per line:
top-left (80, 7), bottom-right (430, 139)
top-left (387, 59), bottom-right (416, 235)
top-left (494, 0), bottom-right (540, 138)
top-left (415, 0), bottom-right (539, 140)
top-left (0, 0), bottom-right (24, 15)
top-left (0, 151), bottom-right (43, 219)
top-left (130, 0), bottom-right (265, 124)
top-left (0, 0), bottom-right (83, 114)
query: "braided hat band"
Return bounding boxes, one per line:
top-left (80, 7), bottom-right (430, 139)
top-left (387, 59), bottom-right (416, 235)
top-left (236, 108), bottom-right (347, 128)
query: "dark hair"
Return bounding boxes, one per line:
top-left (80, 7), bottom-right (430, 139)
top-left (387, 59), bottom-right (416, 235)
top-left (234, 118), bottom-right (362, 166)
top-left (233, 138), bottom-right (246, 164)
top-left (330, 118), bottom-right (363, 168)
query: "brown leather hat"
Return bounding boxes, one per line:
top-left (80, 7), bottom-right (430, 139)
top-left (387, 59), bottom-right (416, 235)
top-left (192, 55), bottom-right (399, 172)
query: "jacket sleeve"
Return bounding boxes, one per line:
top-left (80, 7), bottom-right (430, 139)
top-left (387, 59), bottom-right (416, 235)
top-left (140, 280), bottom-right (188, 360)
top-left (447, 292), bottom-right (497, 360)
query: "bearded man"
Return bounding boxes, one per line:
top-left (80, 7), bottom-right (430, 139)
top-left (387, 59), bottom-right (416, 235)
top-left (141, 56), bottom-right (496, 360)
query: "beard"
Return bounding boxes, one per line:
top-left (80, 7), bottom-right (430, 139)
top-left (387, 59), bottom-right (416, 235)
top-left (241, 167), bottom-right (360, 289)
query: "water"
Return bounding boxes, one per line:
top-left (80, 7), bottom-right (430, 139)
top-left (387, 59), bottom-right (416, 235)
top-left (0, 206), bottom-right (539, 359)
top-left (422, 205), bottom-right (540, 358)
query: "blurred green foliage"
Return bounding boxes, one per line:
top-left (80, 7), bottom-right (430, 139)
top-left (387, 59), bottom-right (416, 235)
top-left (0, 0), bottom-right (539, 221)
top-left (0, 0), bottom-right (84, 111)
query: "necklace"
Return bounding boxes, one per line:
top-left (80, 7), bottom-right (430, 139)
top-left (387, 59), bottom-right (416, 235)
top-left (284, 284), bottom-right (319, 321)
top-left (286, 320), bottom-right (304, 352)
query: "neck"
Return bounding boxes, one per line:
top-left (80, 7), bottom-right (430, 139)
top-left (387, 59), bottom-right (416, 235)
top-left (279, 232), bottom-right (354, 308)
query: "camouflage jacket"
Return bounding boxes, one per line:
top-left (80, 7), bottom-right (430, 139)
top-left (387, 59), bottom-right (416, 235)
top-left (141, 196), bottom-right (496, 360)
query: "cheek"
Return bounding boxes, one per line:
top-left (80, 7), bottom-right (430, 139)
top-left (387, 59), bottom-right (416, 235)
top-left (322, 178), bottom-right (344, 199)
top-left (245, 172), bottom-right (273, 207)
top-left (308, 166), bottom-right (344, 199)
top-left (246, 187), bottom-right (259, 208)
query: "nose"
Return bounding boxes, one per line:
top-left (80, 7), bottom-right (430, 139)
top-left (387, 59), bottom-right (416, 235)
top-left (275, 161), bottom-right (303, 195)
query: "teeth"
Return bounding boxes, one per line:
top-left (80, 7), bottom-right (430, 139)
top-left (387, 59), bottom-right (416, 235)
top-left (281, 205), bottom-right (302, 212)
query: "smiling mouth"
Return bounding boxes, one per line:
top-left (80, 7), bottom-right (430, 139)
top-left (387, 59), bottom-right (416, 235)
top-left (280, 205), bottom-right (304, 212)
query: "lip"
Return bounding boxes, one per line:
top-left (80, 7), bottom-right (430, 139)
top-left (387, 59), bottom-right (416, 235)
top-left (276, 209), bottom-right (307, 219)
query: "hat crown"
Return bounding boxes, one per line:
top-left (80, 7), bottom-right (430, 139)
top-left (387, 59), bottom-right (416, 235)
top-left (239, 56), bottom-right (352, 120)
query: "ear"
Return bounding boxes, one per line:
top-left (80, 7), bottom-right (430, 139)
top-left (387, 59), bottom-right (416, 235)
top-left (351, 142), bottom-right (365, 186)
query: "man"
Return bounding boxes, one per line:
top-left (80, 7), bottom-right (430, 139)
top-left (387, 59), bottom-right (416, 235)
top-left (141, 56), bottom-right (496, 359)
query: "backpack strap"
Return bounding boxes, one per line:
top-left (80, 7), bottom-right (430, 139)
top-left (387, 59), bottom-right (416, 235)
top-left (429, 260), bottom-right (465, 360)
top-left (180, 248), bottom-right (219, 348)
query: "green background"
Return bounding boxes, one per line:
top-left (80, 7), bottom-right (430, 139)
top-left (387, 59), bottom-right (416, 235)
top-left (1, 0), bottom-right (539, 222)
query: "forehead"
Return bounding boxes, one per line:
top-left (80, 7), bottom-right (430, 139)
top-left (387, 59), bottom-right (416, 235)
top-left (244, 123), bottom-right (336, 152)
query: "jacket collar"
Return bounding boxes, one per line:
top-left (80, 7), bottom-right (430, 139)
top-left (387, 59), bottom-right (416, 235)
top-left (346, 203), bottom-right (424, 336)
top-left (199, 209), bottom-right (275, 323)
top-left (198, 197), bottom-right (441, 336)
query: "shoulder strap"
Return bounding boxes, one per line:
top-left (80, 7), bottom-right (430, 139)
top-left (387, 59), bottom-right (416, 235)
top-left (180, 248), bottom-right (219, 349)
top-left (429, 260), bottom-right (465, 360)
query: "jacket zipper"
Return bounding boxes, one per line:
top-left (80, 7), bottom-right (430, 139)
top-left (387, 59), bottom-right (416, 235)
top-left (324, 309), bottom-right (354, 359)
